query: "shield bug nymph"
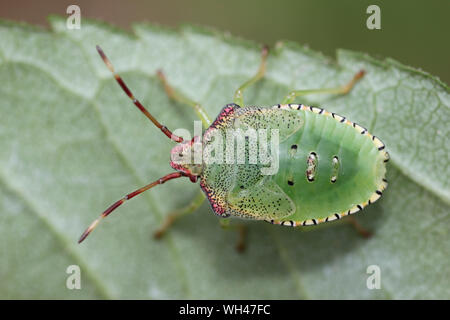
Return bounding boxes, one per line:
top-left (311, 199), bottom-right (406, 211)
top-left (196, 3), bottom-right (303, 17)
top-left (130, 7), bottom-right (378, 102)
top-left (79, 45), bottom-right (388, 251)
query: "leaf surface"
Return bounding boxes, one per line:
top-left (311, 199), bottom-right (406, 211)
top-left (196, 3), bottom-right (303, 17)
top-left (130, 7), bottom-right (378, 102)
top-left (0, 17), bottom-right (448, 299)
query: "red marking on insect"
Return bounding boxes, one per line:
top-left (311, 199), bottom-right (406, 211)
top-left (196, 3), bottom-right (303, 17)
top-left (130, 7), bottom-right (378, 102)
top-left (200, 181), bottom-right (226, 216)
top-left (169, 136), bottom-right (201, 182)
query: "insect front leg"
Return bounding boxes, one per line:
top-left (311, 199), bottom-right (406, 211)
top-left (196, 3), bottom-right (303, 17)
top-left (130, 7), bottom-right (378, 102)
top-left (154, 190), bottom-right (206, 239)
top-left (220, 219), bottom-right (247, 253)
top-left (233, 45), bottom-right (269, 106)
top-left (281, 70), bottom-right (365, 104)
top-left (157, 70), bottom-right (212, 128)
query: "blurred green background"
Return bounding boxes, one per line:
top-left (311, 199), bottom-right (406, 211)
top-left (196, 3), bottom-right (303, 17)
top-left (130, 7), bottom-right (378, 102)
top-left (1, 0), bottom-right (449, 83)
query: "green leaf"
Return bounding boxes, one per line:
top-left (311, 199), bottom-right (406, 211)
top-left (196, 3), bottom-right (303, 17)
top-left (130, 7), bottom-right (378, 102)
top-left (0, 16), bottom-right (448, 299)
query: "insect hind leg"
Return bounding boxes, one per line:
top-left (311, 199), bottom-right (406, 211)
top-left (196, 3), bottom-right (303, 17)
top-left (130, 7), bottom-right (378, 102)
top-left (347, 216), bottom-right (372, 238)
top-left (282, 70), bottom-right (365, 104)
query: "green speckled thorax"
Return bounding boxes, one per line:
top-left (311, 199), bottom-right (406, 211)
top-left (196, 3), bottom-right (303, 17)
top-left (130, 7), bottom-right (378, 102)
top-left (194, 102), bottom-right (389, 227)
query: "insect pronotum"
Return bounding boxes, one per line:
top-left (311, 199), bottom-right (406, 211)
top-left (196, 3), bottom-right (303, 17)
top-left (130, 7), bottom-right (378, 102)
top-left (78, 45), bottom-right (389, 249)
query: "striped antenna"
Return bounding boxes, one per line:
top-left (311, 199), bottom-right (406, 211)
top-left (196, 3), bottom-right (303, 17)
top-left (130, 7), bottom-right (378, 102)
top-left (78, 172), bottom-right (183, 243)
top-left (96, 45), bottom-right (183, 143)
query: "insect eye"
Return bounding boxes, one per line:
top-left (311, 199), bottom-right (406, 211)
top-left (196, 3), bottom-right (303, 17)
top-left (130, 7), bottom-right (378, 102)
top-left (179, 153), bottom-right (183, 157)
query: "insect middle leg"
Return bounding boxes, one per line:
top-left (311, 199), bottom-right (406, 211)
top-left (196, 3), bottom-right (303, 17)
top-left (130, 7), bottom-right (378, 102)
top-left (220, 219), bottom-right (247, 253)
top-left (157, 70), bottom-right (212, 128)
top-left (233, 45), bottom-right (269, 106)
top-left (281, 70), bottom-right (365, 104)
top-left (154, 190), bottom-right (206, 239)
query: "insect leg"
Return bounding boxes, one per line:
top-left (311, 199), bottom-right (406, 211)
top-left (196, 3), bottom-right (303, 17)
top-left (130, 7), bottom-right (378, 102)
top-left (153, 190), bottom-right (206, 239)
top-left (281, 70), bottom-right (365, 104)
top-left (233, 45), bottom-right (269, 106)
top-left (220, 219), bottom-right (247, 253)
top-left (346, 216), bottom-right (372, 238)
top-left (156, 70), bottom-right (212, 128)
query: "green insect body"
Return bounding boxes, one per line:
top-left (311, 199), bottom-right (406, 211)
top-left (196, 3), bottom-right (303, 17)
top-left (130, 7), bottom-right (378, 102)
top-left (79, 45), bottom-right (388, 245)
top-left (172, 103), bottom-right (389, 227)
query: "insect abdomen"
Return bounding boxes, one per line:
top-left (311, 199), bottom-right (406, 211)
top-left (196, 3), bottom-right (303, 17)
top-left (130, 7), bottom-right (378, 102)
top-left (273, 104), bottom-right (388, 224)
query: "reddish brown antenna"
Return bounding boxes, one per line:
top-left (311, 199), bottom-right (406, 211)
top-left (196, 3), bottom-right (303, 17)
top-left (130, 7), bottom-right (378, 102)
top-left (96, 45), bottom-right (183, 143)
top-left (79, 172), bottom-right (183, 243)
